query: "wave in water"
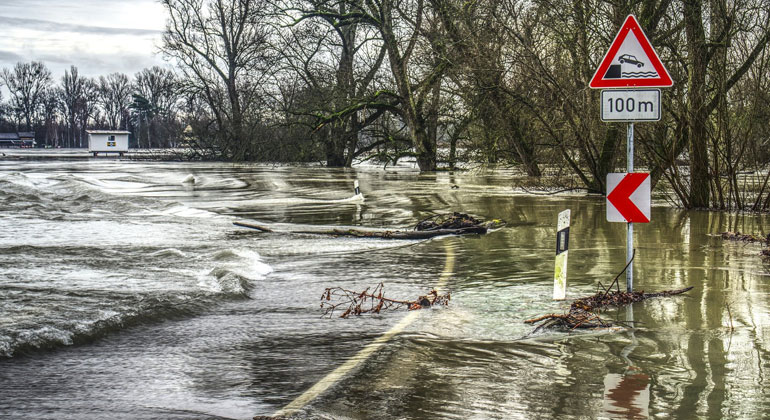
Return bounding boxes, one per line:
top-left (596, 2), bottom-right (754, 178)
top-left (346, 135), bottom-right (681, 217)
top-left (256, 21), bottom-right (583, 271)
top-left (621, 71), bottom-right (659, 78)
top-left (0, 246), bottom-right (273, 358)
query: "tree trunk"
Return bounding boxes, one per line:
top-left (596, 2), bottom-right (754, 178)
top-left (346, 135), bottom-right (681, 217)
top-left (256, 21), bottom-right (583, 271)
top-left (380, 0), bottom-right (437, 171)
top-left (684, 0), bottom-right (711, 208)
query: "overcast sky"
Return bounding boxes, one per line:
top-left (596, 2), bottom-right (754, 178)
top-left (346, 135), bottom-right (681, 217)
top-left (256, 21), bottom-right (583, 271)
top-left (0, 0), bottom-right (169, 81)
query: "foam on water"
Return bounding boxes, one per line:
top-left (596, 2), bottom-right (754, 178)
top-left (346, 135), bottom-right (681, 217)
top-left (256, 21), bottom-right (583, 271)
top-left (202, 248), bottom-right (274, 295)
top-left (0, 166), bottom-right (277, 358)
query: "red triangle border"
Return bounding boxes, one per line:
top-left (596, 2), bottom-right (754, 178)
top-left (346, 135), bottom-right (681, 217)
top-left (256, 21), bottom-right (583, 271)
top-left (589, 15), bottom-right (673, 88)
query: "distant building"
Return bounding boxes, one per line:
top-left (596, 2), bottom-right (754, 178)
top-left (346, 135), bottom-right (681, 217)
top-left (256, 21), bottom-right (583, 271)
top-left (86, 130), bottom-right (130, 156)
top-left (0, 132), bottom-right (36, 148)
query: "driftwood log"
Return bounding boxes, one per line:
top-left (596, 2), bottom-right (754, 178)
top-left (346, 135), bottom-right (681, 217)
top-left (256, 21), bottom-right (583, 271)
top-left (234, 212), bottom-right (505, 240)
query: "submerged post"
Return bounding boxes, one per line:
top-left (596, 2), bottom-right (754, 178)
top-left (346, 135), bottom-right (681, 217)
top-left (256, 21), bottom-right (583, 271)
top-left (626, 123), bottom-right (634, 292)
top-left (354, 180), bottom-right (360, 196)
top-left (553, 209), bottom-right (571, 300)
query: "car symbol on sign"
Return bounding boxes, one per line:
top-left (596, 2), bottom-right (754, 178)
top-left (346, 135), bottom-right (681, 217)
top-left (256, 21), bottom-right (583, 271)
top-left (618, 54), bottom-right (644, 68)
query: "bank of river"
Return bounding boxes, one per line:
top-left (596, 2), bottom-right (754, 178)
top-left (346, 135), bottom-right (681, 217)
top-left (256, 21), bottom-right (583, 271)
top-left (0, 153), bottom-right (768, 419)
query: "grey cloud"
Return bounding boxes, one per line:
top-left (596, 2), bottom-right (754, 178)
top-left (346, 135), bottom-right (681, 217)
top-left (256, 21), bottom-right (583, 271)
top-left (0, 50), bottom-right (25, 63)
top-left (0, 16), bottom-right (162, 36)
top-left (0, 50), bottom-right (167, 79)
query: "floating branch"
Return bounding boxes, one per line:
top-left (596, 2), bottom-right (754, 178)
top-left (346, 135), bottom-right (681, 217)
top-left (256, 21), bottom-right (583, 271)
top-left (234, 212), bottom-right (505, 240)
top-left (569, 287), bottom-right (694, 314)
top-left (415, 212), bottom-right (505, 231)
top-left (525, 252), bottom-right (693, 333)
top-left (320, 283), bottom-right (450, 318)
top-left (524, 287), bottom-right (693, 334)
top-left (720, 231), bottom-right (769, 244)
top-left (720, 231), bottom-right (770, 260)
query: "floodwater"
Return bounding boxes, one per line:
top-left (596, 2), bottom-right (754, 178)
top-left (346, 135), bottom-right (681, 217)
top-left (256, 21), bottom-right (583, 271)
top-left (1, 153), bottom-right (768, 419)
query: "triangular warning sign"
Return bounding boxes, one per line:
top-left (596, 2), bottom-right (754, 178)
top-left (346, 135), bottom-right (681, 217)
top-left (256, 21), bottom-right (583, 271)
top-left (589, 15), bottom-right (673, 88)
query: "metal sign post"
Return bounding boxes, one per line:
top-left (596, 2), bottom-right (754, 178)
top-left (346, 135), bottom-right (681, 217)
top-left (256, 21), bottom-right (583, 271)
top-left (591, 14), bottom-right (672, 294)
top-left (626, 123), bottom-right (634, 292)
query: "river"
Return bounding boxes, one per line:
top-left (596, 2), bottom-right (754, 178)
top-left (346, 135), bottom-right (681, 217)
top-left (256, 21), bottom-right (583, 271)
top-left (1, 153), bottom-right (768, 419)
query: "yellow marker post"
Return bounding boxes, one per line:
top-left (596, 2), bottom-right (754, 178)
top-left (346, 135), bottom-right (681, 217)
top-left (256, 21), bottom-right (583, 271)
top-left (554, 209), bottom-right (571, 300)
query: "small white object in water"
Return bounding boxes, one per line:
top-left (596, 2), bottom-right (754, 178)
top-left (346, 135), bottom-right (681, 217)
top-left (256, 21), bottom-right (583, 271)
top-left (181, 174), bottom-right (196, 184)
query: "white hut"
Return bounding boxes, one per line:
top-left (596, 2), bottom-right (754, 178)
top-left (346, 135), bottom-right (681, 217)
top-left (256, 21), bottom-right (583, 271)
top-left (87, 130), bottom-right (130, 156)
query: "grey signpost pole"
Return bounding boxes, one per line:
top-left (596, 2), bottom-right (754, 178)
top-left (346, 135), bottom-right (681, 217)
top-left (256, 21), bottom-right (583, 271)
top-left (591, 15), bottom-right (672, 294)
top-left (626, 122), bottom-right (634, 292)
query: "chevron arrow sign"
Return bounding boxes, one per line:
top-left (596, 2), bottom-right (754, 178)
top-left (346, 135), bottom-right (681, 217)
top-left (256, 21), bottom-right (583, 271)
top-left (606, 173), bottom-right (651, 223)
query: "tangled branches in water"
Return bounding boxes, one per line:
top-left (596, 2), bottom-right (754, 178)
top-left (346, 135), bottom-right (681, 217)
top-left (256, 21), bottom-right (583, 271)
top-left (525, 252), bottom-right (693, 333)
top-left (721, 231), bottom-right (769, 244)
top-left (321, 283), bottom-right (450, 318)
top-left (525, 287), bottom-right (693, 333)
top-left (415, 212), bottom-right (506, 232)
top-left (721, 232), bottom-right (770, 265)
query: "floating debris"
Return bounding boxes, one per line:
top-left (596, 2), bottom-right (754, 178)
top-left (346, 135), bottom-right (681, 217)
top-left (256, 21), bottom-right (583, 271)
top-left (235, 212), bottom-right (505, 240)
top-left (720, 231), bottom-right (769, 244)
top-left (321, 283), bottom-right (450, 318)
top-left (720, 231), bottom-right (770, 260)
top-left (525, 252), bottom-right (693, 333)
top-left (525, 287), bottom-right (693, 333)
top-left (415, 212), bottom-right (504, 232)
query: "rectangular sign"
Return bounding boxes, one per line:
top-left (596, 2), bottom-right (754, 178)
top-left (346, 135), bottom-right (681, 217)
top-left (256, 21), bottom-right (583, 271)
top-left (601, 89), bottom-right (660, 121)
top-left (553, 209), bottom-right (570, 300)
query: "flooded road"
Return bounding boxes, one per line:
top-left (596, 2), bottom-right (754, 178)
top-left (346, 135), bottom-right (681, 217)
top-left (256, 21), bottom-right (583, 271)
top-left (1, 155), bottom-right (768, 419)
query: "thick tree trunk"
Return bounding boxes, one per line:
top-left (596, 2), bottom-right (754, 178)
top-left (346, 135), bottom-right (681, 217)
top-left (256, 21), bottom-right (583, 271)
top-left (325, 131), bottom-right (347, 167)
top-left (380, 0), bottom-right (437, 171)
top-left (684, 0), bottom-right (711, 208)
top-left (326, 21), bottom-right (357, 167)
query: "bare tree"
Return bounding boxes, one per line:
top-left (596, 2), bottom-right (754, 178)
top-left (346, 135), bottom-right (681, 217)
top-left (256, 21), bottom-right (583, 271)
top-left (1, 61), bottom-right (53, 132)
top-left (161, 0), bottom-right (273, 160)
top-left (432, 0), bottom-right (541, 175)
top-left (295, 0), bottom-right (449, 171)
top-left (59, 66), bottom-right (87, 147)
top-left (98, 73), bottom-right (132, 130)
top-left (279, 0), bottom-right (391, 166)
top-left (133, 66), bottom-right (181, 148)
top-left (680, 0), bottom-right (770, 208)
top-left (40, 88), bottom-right (60, 147)
top-left (76, 79), bottom-right (99, 148)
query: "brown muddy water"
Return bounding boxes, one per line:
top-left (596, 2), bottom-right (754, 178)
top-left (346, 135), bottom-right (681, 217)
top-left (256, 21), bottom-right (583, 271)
top-left (0, 154), bottom-right (768, 419)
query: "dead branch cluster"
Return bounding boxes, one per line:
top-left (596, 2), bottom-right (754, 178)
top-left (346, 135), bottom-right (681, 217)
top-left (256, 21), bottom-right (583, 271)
top-left (415, 212), bottom-right (506, 232)
top-left (524, 287), bottom-right (693, 334)
top-left (321, 283), bottom-right (450, 318)
top-left (525, 252), bottom-right (693, 333)
top-left (721, 231), bottom-right (770, 261)
top-left (721, 231), bottom-right (770, 244)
